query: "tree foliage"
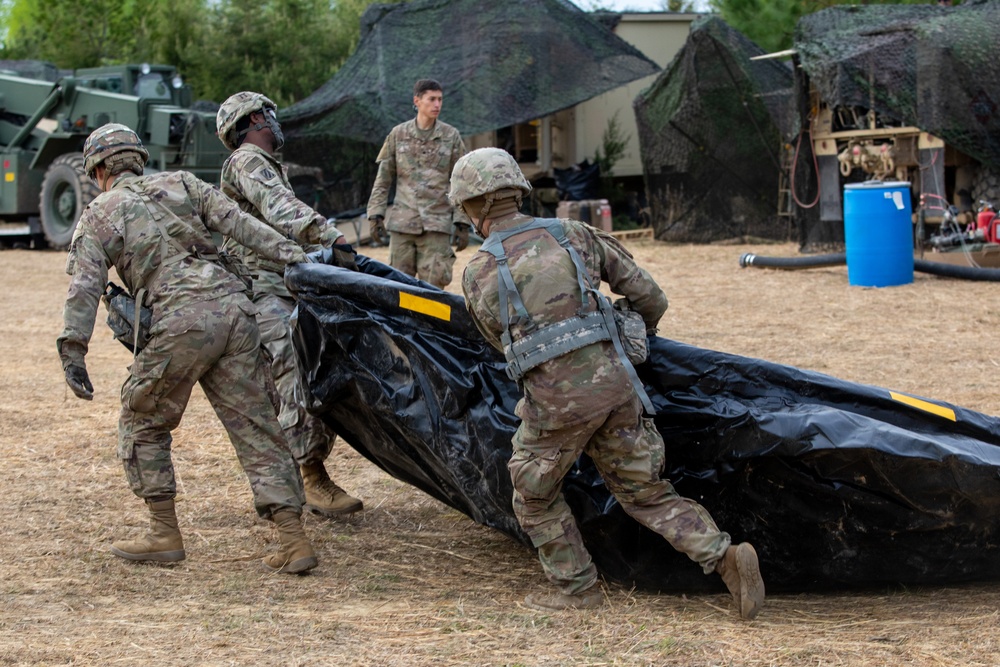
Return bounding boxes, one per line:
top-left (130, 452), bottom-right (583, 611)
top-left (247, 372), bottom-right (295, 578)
top-left (0, 0), bottom-right (384, 106)
top-left (708, 0), bottom-right (944, 53)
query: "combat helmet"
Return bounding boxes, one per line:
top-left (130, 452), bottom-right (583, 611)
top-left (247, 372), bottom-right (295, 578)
top-left (449, 148), bottom-right (531, 232)
top-left (449, 148), bottom-right (531, 207)
top-left (83, 123), bottom-right (149, 180)
top-left (216, 91), bottom-right (283, 151)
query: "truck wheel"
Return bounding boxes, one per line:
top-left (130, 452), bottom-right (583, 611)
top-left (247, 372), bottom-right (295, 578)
top-left (39, 153), bottom-right (100, 249)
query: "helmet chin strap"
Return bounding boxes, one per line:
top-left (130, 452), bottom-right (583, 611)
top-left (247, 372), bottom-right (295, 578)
top-left (466, 191), bottom-right (522, 236)
top-left (236, 108), bottom-right (284, 150)
top-left (264, 109), bottom-right (285, 150)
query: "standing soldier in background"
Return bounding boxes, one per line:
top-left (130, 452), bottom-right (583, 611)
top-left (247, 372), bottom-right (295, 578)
top-left (58, 123), bottom-right (319, 574)
top-left (366, 79), bottom-right (468, 289)
top-left (452, 148), bottom-right (765, 619)
top-left (216, 91), bottom-right (364, 519)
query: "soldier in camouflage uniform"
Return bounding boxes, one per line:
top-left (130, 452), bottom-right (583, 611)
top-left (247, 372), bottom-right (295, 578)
top-left (366, 79), bottom-right (468, 289)
top-left (452, 148), bottom-right (765, 618)
top-left (58, 123), bottom-right (319, 574)
top-left (216, 91), bottom-right (363, 518)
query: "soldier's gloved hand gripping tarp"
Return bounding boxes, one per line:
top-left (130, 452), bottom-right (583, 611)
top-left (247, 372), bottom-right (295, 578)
top-left (287, 254), bottom-right (1000, 592)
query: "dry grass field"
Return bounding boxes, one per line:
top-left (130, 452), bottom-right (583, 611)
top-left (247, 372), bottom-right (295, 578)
top-left (2, 239), bottom-right (999, 666)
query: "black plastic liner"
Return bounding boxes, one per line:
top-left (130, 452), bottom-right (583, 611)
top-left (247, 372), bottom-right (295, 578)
top-left (287, 255), bottom-right (1000, 593)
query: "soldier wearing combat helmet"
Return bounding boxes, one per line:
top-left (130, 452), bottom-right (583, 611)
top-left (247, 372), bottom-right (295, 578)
top-left (59, 123), bottom-right (319, 574)
top-left (454, 148), bottom-right (766, 618)
top-left (216, 91), bottom-right (364, 519)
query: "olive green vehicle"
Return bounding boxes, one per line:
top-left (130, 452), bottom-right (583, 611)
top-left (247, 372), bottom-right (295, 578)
top-left (0, 62), bottom-right (227, 248)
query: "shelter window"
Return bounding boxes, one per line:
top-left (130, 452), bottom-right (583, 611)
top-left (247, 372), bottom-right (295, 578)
top-left (496, 123), bottom-right (539, 163)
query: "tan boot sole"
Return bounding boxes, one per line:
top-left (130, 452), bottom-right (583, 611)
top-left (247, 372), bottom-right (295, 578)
top-left (304, 498), bottom-right (363, 518)
top-left (110, 545), bottom-right (185, 562)
top-left (524, 588), bottom-right (603, 612)
top-left (733, 543), bottom-right (765, 620)
top-left (261, 555), bottom-right (319, 574)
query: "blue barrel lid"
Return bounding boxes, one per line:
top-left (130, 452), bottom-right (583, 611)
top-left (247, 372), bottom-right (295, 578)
top-left (844, 181), bottom-right (911, 190)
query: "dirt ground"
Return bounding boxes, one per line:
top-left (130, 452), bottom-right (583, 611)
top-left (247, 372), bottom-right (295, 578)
top-left (2, 239), bottom-right (999, 667)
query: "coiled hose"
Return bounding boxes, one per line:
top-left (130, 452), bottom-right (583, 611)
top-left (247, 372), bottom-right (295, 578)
top-left (739, 252), bottom-right (1000, 282)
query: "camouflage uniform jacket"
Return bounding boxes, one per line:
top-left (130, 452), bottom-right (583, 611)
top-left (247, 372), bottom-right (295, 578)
top-left (57, 171), bottom-right (307, 369)
top-left (220, 143), bottom-right (342, 298)
top-left (462, 213), bottom-right (668, 430)
top-left (366, 118), bottom-right (466, 235)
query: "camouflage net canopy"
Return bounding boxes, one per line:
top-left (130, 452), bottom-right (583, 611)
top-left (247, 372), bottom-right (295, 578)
top-left (280, 0), bottom-right (657, 217)
top-left (0, 60), bottom-right (62, 82)
top-left (797, 0), bottom-right (1000, 172)
top-left (281, 0), bottom-right (658, 145)
top-left (634, 16), bottom-right (797, 244)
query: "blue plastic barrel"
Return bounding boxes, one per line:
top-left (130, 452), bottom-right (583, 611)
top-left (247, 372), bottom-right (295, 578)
top-left (843, 181), bottom-right (914, 287)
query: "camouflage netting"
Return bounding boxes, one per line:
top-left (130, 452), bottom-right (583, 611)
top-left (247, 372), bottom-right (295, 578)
top-left (635, 16), bottom-right (797, 244)
top-left (279, 0), bottom-right (658, 215)
top-left (796, 0), bottom-right (1000, 172)
top-left (282, 0), bottom-right (658, 144)
top-left (0, 59), bottom-right (61, 81)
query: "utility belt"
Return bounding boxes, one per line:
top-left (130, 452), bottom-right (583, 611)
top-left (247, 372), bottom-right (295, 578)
top-left (481, 218), bottom-right (654, 414)
top-left (504, 311), bottom-right (610, 381)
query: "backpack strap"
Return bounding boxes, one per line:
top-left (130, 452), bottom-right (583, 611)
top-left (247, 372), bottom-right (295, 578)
top-left (479, 218), bottom-right (655, 414)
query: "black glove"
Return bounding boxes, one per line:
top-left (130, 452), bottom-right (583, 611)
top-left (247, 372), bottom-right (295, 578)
top-left (330, 242), bottom-right (358, 271)
top-left (369, 216), bottom-right (389, 246)
top-left (65, 364), bottom-right (94, 401)
top-left (453, 224), bottom-right (470, 252)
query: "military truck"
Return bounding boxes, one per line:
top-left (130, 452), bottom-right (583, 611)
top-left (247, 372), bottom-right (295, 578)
top-left (0, 62), bottom-right (227, 248)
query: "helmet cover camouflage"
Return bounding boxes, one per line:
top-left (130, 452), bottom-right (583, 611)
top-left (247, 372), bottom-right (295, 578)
top-left (216, 91), bottom-right (280, 151)
top-left (448, 147), bottom-right (531, 208)
top-left (83, 123), bottom-right (149, 177)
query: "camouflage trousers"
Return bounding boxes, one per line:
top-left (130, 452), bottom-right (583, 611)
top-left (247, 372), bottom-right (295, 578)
top-left (389, 230), bottom-right (455, 289)
top-left (117, 294), bottom-right (304, 519)
top-left (510, 394), bottom-right (731, 595)
top-left (254, 292), bottom-right (336, 466)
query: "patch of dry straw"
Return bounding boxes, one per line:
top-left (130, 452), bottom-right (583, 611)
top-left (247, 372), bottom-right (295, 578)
top-left (1, 242), bottom-right (999, 666)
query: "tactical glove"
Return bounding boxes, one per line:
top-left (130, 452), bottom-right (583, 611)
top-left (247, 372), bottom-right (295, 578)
top-left (330, 242), bottom-right (358, 271)
top-left (369, 215), bottom-right (389, 246)
top-left (65, 364), bottom-right (94, 401)
top-left (453, 224), bottom-right (470, 252)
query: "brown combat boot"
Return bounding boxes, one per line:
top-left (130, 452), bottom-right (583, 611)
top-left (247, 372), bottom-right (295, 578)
top-left (715, 542), bottom-right (765, 620)
top-left (262, 509), bottom-right (318, 574)
top-left (110, 499), bottom-right (186, 563)
top-left (524, 585), bottom-right (604, 612)
top-left (300, 462), bottom-right (363, 517)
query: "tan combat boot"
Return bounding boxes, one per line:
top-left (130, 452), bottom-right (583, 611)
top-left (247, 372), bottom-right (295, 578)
top-left (110, 499), bottom-right (186, 562)
top-left (715, 542), bottom-right (765, 620)
top-left (262, 509), bottom-right (318, 574)
top-left (524, 585), bottom-right (604, 612)
top-left (300, 461), bottom-right (363, 517)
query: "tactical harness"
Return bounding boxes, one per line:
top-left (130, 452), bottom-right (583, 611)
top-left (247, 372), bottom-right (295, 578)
top-left (103, 183), bottom-right (252, 356)
top-left (480, 218), bottom-right (654, 414)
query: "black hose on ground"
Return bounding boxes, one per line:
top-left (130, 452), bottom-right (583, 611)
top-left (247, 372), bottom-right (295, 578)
top-left (914, 259), bottom-right (1000, 281)
top-left (739, 252), bottom-right (847, 269)
top-left (739, 252), bottom-right (1000, 282)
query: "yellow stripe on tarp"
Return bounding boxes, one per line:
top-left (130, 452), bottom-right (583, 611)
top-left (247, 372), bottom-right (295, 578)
top-left (399, 291), bottom-right (451, 321)
top-left (889, 392), bottom-right (956, 422)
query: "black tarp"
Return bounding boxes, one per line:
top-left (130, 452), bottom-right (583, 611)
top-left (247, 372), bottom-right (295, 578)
top-left (287, 255), bottom-right (1000, 593)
